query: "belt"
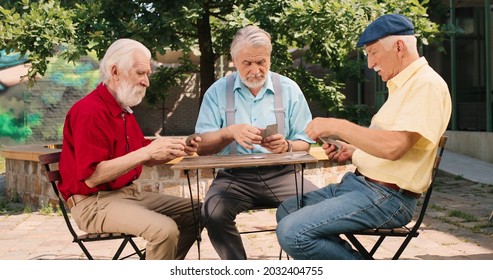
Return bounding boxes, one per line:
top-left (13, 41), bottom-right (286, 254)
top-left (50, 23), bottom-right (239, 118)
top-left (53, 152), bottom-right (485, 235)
top-left (354, 170), bottom-right (421, 199)
top-left (66, 194), bottom-right (91, 209)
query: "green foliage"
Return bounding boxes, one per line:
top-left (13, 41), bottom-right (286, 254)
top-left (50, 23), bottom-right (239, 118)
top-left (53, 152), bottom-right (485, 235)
top-left (0, 0), bottom-right (81, 86)
top-left (217, 0), bottom-right (442, 119)
top-left (448, 210), bottom-right (478, 223)
top-left (23, 204), bottom-right (33, 214)
top-left (334, 104), bottom-right (372, 126)
top-left (0, 197), bottom-right (24, 215)
top-left (39, 200), bottom-right (55, 215)
top-left (36, 200), bottom-right (62, 216)
top-left (282, 67), bottom-right (346, 114)
top-left (0, 0), bottom-right (444, 121)
top-left (273, 0), bottom-right (440, 81)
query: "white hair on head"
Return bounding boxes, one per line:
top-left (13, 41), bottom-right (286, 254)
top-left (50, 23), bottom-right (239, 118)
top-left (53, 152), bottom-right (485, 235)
top-left (379, 35), bottom-right (418, 53)
top-left (99, 38), bottom-right (151, 84)
top-left (230, 25), bottom-right (272, 60)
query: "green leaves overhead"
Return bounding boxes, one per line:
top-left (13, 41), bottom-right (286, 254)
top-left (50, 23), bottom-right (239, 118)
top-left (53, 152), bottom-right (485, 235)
top-left (0, 0), bottom-right (80, 85)
top-left (0, 0), bottom-right (442, 116)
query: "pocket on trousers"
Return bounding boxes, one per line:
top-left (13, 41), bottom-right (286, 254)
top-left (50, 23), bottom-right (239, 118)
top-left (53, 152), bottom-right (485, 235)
top-left (378, 205), bottom-right (414, 229)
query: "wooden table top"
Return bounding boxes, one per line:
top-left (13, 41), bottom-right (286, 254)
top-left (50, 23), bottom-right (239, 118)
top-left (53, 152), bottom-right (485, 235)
top-left (171, 151), bottom-right (318, 170)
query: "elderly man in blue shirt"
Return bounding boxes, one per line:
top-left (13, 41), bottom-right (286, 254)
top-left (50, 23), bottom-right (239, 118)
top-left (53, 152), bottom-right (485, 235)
top-left (194, 25), bottom-right (318, 260)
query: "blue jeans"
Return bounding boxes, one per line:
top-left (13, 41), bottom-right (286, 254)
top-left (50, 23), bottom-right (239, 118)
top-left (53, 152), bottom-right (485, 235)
top-left (276, 172), bottom-right (417, 260)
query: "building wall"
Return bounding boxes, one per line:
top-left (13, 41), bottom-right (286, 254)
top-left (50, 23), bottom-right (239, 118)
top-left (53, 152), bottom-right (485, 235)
top-left (134, 73), bottom-right (202, 136)
top-left (445, 131), bottom-right (493, 163)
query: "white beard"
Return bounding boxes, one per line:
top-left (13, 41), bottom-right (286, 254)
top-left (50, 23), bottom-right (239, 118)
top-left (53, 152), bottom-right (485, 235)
top-left (240, 74), bottom-right (267, 89)
top-left (115, 80), bottom-right (146, 108)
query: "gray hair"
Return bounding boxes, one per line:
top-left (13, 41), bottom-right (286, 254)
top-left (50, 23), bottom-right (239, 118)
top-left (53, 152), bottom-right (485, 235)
top-left (379, 35), bottom-right (418, 54)
top-left (99, 38), bottom-right (151, 84)
top-left (230, 26), bottom-right (272, 60)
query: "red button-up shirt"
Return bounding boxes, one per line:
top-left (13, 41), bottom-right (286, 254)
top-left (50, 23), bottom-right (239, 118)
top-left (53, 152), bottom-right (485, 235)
top-left (58, 83), bottom-right (152, 200)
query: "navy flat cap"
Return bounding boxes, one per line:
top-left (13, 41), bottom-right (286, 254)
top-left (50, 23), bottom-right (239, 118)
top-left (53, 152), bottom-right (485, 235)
top-left (356, 14), bottom-right (414, 47)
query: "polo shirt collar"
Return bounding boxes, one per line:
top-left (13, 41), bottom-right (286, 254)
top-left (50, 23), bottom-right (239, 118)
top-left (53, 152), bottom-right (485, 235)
top-left (96, 82), bottom-right (133, 116)
top-left (387, 57), bottom-right (428, 91)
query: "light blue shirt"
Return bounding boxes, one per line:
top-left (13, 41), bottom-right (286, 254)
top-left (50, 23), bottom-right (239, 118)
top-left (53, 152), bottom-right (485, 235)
top-left (195, 71), bottom-right (314, 155)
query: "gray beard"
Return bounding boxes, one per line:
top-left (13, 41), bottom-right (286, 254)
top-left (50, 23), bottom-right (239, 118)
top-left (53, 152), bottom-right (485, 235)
top-left (116, 81), bottom-right (145, 108)
top-left (240, 75), bottom-right (266, 89)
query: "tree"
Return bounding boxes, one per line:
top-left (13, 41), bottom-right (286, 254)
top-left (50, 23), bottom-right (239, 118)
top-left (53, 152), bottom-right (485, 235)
top-left (1, 0), bottom-right (442, 117)
top-left (210, 0), bottom-right (442, 117)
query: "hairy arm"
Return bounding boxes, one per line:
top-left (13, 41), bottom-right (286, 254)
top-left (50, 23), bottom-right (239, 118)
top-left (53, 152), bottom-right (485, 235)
top-left (85, 137), bottom-right (189, 187)
top-left (306, 118), bottom-right (420, 161)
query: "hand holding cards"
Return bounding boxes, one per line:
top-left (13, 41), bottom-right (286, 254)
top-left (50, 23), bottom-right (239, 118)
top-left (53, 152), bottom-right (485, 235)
top-left (185, 133), bottom-right (200, 146)
top-left (319, 136), bottom-right (342, 151)
top-left (261, 124), bottom-right (278, 139)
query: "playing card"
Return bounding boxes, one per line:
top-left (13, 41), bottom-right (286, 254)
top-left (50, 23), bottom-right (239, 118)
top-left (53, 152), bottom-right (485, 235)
top-left (319, 136), bottom-right (341, 151)
top-left (261, 124), bottom-right (278, 139)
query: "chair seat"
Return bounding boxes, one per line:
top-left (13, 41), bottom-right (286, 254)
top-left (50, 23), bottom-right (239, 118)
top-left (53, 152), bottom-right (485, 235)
top-left (349, 227), bottom-right (418, 237)
top-left (78, 232), bottom-right (137, 241)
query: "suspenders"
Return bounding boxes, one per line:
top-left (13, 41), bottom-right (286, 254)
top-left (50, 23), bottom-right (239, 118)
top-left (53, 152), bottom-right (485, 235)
top-left (225, 72), bottom-right (285, 154)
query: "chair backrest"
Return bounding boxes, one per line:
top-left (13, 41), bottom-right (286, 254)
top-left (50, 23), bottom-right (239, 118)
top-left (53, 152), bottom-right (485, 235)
top-left (344, 135), bottom-right (449, 260)
top-left (412, 135), bottom-right (448, 230)
top-left (38, 151), bottom-right (79, 240)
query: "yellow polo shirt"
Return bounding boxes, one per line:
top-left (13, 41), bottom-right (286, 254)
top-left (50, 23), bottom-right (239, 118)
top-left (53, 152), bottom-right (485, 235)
top-left (352, 57), bottom-right (452, 193)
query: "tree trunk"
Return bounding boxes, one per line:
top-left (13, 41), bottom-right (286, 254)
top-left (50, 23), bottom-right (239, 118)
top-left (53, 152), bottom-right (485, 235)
top-left (197, 9), bottom-right (216, 106)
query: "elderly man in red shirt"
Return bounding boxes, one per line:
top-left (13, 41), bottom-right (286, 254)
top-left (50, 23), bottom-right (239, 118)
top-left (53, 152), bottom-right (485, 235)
top-left (58, 38), bottom-right (201, 260)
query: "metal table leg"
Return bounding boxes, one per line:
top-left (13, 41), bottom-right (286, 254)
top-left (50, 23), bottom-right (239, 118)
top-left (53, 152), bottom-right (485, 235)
top-left (185, 169), bottom-right (201, 259)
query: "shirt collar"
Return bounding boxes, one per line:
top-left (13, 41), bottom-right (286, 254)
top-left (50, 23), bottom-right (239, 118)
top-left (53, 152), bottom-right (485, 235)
top-left (387, 57), bottom-right (428, 92)
top-left (96, 82), bottom-right (133, 116)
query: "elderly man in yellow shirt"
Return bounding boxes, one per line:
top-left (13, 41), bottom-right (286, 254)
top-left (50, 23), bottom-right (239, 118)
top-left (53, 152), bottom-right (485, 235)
top-left (276, 13), bottom-right (452, 259)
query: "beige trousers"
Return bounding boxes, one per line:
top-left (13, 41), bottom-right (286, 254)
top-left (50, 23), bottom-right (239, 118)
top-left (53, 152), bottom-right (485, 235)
top-left (70, 184), bottom-right (200, 260)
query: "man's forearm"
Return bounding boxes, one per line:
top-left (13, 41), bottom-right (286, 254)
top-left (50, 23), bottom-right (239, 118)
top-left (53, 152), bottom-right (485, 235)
top-left (290, 139), bottom-right (311, 152)
top-left (84, 149), bottom-right (149, 188)
top-left (196, 128), bottom-right (232, 155)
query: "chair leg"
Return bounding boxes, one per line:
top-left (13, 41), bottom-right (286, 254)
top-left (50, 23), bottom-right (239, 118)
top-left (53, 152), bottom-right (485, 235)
top-left (118, 239), bottom-right (146, 260)
top-left (278, 248), bottom-right (290, 260)
top-left (128, 238), bottom-right (146, 260)
top-left (112, 238), bottom-right (131, 260)
top-left (369, 236), bottom-right (386, 256)
top-left (392, 235), bottom-right (414, 260)
top-left (76, 241), bottom-right (94, 260)
top-left (344, 234), bottom-right (374, 260)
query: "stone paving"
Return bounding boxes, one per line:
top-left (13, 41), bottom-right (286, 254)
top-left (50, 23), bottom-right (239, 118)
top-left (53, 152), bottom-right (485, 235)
top-left (0, 170), bottom-right (492, 260)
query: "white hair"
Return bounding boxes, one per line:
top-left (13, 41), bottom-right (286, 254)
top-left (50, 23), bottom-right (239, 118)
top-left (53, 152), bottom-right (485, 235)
top-left (99, 38), bottom-right (151, 84)
top-left (230, 25), bottom-right (272, 60)
top-left (379, 35), bottom-right (418, 54)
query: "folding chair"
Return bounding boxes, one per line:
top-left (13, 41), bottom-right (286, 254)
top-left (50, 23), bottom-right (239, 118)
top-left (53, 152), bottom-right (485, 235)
top-left (344, 135), bottom-right (448, 260)
top-left (38, 151), bottom-right (145, 260)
